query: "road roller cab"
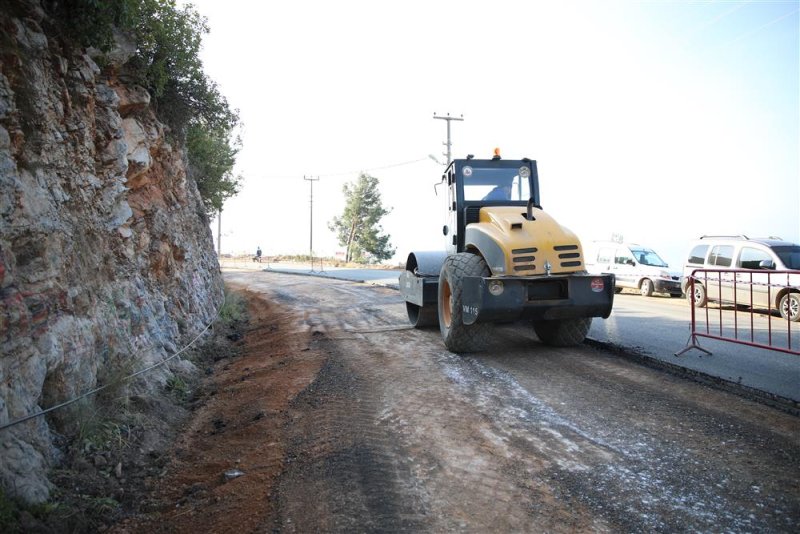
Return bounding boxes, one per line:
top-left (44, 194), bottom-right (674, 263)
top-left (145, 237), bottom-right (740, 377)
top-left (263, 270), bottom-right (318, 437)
top-left (399, 150), bottom-right (615, 352)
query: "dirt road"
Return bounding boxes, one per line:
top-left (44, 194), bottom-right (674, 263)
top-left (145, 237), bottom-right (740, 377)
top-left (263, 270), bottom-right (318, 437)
top-left (133, 269), bottom-right (800, 533)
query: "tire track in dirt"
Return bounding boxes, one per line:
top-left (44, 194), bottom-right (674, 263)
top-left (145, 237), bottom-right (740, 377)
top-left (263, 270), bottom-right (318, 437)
top-left (348, 330), bottom-right (607, 532)
top-left (246, 269), bottom-right (603, 531)
top-left (275, 354), bottom-right (431, 533)
top-left (206, 271), bottom-right (799, 532)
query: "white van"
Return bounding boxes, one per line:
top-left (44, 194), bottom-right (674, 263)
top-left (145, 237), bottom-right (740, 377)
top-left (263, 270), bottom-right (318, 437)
top-left (586, 241), bottom-right (682, 297)
top-left (681, 235), bottom-right (800, 321)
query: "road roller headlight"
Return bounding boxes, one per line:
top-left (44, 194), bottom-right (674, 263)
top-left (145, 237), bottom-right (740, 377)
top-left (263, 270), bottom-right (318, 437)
top-left (488, 280), bottom-right (504, 296)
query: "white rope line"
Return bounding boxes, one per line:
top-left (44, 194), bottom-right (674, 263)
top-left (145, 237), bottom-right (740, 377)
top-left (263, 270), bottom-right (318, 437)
top-left (689, 274), bottom-right (798, 290)
top-left (0, 291), bottom-right (227, 433)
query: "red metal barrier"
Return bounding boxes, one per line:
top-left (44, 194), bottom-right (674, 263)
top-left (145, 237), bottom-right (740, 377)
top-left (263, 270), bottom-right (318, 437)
top-left (676, 268), bottom-right (800, 356)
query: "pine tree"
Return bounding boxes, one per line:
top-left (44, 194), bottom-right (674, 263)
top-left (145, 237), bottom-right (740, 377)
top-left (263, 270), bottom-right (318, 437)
top-left (328, 173), bottom-right (395, 263)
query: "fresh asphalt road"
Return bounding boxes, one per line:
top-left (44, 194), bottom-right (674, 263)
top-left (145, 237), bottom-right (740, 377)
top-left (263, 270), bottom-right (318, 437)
top-left (255, 263), bottom-right (799, 405)
top-left (589, 291), bottom-right (800, 403)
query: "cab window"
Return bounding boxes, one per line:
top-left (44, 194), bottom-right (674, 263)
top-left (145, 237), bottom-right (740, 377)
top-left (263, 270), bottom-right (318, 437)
top-left (462, 167), bottom-right (531, 202)
top-left (738, 247), bottom-right (772, 269)
top-left (614, 249), bottom-right (634, 265)
top-left (630, 247), bottom-right (668, 267)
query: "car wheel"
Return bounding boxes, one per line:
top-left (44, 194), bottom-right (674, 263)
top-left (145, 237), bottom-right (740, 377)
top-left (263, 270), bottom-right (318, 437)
top-left (687, 282), bottom-right (707, 307)
top-left (640, 279), bottom-right (653, 297)
top-left (614, 287), bottom-right (623, 294)
top-left (779, 293), bottom-right (800, 322)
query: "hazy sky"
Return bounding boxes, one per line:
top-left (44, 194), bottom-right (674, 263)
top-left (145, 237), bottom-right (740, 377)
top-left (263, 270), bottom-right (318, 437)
top-left (186, 0), bottom-right (800, 268)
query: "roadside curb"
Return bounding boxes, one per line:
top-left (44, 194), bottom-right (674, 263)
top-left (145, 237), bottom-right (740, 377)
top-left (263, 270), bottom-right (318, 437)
top-left (260, 266), bottom-right (400, 290)
top-left (584, 337), bottom-right (800, 416)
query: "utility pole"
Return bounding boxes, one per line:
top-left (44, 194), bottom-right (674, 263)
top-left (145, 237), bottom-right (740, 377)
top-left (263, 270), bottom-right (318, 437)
top-left (433, 112), bottom-right (464, 165)
top-left (304, 175), bottom-right (320, 268)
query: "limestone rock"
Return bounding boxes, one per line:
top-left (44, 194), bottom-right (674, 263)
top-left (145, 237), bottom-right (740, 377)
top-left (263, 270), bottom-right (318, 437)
top-left (116, 85), bottom-right (151, 117)
top-left (122, 118), bottom-right (153, 183)
top-left (0, 3), bottom-right (223, 503)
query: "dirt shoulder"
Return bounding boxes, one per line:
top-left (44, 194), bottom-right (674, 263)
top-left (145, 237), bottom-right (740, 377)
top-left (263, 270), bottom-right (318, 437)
top-left (111, 289), bottom-right (326, 533)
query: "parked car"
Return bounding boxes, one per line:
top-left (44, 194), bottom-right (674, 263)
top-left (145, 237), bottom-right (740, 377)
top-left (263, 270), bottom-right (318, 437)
top-left (681, 235), bottom-right (800, 321)
top-left (585, 241), bottom-right (682, 297)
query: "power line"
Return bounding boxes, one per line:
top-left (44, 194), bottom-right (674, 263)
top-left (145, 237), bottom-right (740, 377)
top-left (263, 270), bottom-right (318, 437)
top-left (647, 2), bottom-right (797, 65)
top-left (718, 5), bottom-right (799, 48)
top-left (676, 3), bottom-right (799, 58)
top-left (253, 156), bottom-right (430, 181)
top-left (320, 157), bottom-right (429, 178)
top-left (679, 1), bottom-right (752, 44)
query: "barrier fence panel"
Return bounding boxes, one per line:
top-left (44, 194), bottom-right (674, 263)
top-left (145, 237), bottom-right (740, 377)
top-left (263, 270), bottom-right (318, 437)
top-left (676, 268), bottom-right (800, 356)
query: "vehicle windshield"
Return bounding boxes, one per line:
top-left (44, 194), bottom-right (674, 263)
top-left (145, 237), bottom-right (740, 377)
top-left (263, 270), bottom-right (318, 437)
top-left (629, 248), bottom-right (668, 267)
top-left (773, 245), bottom-right (800, 270)
top-left (462, 166), bottom-right (531, 202)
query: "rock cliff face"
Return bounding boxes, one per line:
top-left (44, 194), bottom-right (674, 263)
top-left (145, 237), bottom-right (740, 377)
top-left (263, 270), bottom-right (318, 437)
top-left (0, 3), bottom-right (223, 502)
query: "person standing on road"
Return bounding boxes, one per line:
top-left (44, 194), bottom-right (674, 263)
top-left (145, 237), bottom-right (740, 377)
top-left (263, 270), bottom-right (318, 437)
top-left (255, 246), bottom-right (262, 263)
